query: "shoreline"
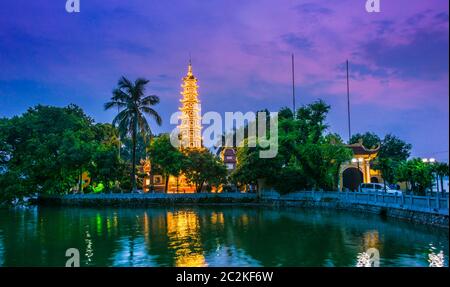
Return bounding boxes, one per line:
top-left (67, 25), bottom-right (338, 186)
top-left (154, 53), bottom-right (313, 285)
top-left (37, 192), bottom-right (449, 228)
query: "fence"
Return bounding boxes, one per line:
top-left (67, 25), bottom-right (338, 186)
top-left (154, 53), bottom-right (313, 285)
top-left (261, 191), bottom-right (449, 216)
top-left (54, 191), bottom-right (449, 215)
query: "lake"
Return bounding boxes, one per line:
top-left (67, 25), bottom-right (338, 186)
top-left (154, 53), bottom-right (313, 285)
top-left (0, 206), bottom-right (448, 267)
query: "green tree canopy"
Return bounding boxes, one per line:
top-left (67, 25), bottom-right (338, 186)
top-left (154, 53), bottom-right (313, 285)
top-left (396, 158), bottom-right (434, 195)
top-left (148, 134), bottom-right (187, 193)
top-left (232, 100), bottom-right (351, 193)
top-left (182, 149), bottom-right (227, 193)
top-left (350, 132), bottom-right (381, 149)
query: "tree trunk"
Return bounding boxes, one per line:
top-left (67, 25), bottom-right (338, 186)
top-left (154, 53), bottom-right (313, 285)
top-left (383, 177), bottom-right (387, 193)
top-left (440, 176), bottom-right (445, 195)
top-left (131, 125), bottom-right (137, 193)
top-left (198, 181), bottom-right (204, 193)
top-left (164, 174), bottom-right (169, 194)
top-left (78, 168), bottom-right (83, 194)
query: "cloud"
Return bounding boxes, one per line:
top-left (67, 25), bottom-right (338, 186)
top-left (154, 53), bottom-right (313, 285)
top-left (0, 0), bottom-right (448, 160)
top-left (282, 33), bottom-right (313, 50)
top-left (294, 3), bottom-right (333, 15)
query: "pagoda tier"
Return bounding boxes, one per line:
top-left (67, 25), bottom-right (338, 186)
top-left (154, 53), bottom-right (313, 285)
top-left (178, 62), bottom-right (202, 148)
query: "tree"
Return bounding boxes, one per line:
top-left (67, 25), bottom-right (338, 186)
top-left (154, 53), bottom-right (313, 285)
top-left (296, 137), bottom-right (352, 191)
top-left (434, 162), bottom-right (449, 194)
top-left (232, 139), bottom-right (283, 192)
top-left (372, 158), bottom-right (396, 192)
top-left (232, 101), bottom-right (352, 194)
top-left (59, 130), bottom-right (96, 193)
top-left (296, 100), bottom-right (330, 144)
top-left (148, 134), bottom-right (186, 193)
top-left (0, 105), bottom-right (96, 202)
top-left (379, 134), bottom-right (412, 161)
top-left (183, 149), bottom-right (227, 193)
top-left (104, 77), bottom-right (162, 192)
top-left (350, 132), bottom-right (381, 149)
top-left (88, 144), bottom-right (128, 193)
top-left (278, 107), bottom-right (294, 120)
top-left (396, 158), bottom-right (434, 195)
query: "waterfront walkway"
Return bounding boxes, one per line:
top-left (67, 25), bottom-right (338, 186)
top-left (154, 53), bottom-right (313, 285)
top-left (44, 191), bottom-right (449, 216)
top-left (262, 191), bottom-right (449, 216)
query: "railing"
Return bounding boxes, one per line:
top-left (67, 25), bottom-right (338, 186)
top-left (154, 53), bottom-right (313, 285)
top-left (261, 191), bottom-right (449, 215)
top-left (58, 192), bottom-right (257, 200)
top-left (48, 191), bottom-right (449, 215)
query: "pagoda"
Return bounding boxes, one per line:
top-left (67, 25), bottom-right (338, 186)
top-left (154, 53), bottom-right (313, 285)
top-left (178, 61), bottom-right (202, 148)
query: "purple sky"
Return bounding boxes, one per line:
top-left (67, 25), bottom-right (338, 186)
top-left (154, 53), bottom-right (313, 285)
top-left (0, 0), bottom-right (448, 161)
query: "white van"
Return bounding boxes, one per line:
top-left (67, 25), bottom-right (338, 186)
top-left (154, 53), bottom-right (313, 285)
top-left (360, 183), bottom-right (402, 195)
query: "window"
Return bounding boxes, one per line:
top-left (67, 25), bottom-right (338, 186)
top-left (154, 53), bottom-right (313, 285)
top-left (226, 163), bottom-right (234, 170)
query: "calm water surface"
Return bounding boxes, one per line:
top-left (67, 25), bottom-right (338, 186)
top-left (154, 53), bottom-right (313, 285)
top-left (0, 206), bottom-right (448, 267)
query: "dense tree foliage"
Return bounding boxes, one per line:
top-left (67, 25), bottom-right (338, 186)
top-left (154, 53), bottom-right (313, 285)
top-left (232, 100), bottom-right (352, 193)
top-left (148, 134), bottom-right (186, 193)
top-left (434, 162), bottom-right (450, 193)
top-left (396, 158), bottom-right (434, 195)
top-left (182, 149), bottom-right (227, 193)
top-left (350, 132), bottom-right (381, 149)
top-left (0, 105), bottom-right (128, 203)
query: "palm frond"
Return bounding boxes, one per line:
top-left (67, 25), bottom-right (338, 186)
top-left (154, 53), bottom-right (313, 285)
top-left (137, 114), bottom-right (151, 137)
top-left (140, 107), bottom-right (162, 126)
top-left (141, 95), bottom-right (160, 106)
top-left (118, 76), bottom-right (134, 94)
top-left (112, 88), bottom-right (131, 103)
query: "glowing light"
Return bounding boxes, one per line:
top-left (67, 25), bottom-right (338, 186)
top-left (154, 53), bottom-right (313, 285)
top-left (178, 62), bottom-right (202, 148)
top-left (166, 211), bottom-right (206, 267)
top-left (428, 250), bottom-right (445, 267)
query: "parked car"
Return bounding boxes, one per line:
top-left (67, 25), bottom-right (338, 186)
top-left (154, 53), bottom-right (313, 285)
top-left (360, 183), bottom-right (402, 195)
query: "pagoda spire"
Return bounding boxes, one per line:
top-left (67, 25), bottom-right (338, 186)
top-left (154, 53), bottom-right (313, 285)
top-left (178, 60), bottom-right (202, 148)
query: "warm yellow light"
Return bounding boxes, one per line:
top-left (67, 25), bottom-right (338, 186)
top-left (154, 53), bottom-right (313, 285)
top-left (178, 62), bottom-right (202, 149)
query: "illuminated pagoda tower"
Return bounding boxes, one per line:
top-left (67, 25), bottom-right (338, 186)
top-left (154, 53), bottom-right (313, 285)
top-left (178, 60), bottom-right (202, 148)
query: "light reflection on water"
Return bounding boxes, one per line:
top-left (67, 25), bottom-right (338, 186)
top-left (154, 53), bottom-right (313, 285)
top-left (0, 232), bottom-right (4, 266)
top-left (0, 206), bottom-right (447, 267)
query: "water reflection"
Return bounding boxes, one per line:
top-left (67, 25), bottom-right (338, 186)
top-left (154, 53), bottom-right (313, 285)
top-left (0, 207), bottom-right (447, 267)
top-left (0, 232), bottom-right (4, 266)
top-left (166, 210), bottom-right (205, 267)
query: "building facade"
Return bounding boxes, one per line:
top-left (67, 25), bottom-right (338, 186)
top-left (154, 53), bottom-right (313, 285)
top-left (339, 141), bottom-right (381, 191)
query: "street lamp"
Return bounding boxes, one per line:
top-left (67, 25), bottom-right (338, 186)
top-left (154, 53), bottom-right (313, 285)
top-left (352, 158), bottom-right (364, 191)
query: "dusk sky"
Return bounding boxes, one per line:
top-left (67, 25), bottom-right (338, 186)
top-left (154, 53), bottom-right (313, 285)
top-left (0, 0), bottom-right (448, 161)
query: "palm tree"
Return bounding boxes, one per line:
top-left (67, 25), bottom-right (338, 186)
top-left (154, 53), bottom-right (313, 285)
top-left (104, 77), bottom-right (162, 193)
top-left (435, 162), bottom-right (449, 195)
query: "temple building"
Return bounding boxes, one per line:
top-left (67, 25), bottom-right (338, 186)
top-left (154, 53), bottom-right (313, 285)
top-left (142, 61), bottom-right (203, 193)
top-left (339, 140), bottom-right (382, 191)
